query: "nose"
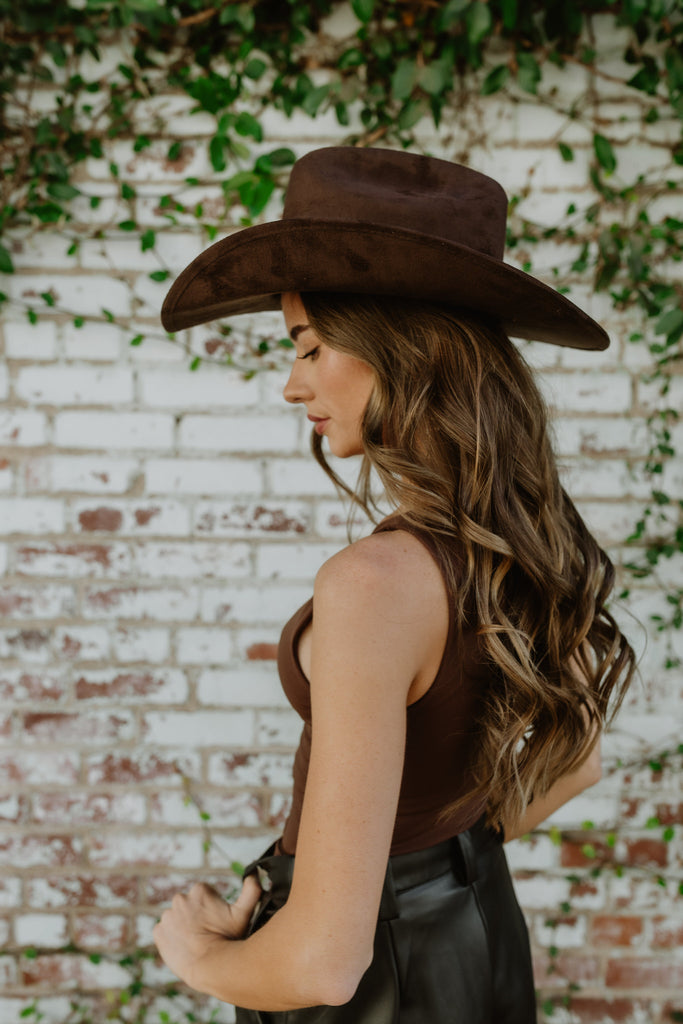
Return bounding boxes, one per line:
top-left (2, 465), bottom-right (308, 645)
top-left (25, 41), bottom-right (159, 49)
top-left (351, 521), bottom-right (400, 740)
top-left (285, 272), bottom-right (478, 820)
top-left (283, 359), bottom-right (313, 405)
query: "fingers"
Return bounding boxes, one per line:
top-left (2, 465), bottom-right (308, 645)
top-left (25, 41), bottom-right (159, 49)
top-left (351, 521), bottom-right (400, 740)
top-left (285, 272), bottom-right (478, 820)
top-left (235, 873), bottom-right (262, 913)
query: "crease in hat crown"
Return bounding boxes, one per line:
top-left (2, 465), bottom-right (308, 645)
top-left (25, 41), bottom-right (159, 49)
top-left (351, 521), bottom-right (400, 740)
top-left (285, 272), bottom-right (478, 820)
top-left (160, 146), bottom-right (609, 351)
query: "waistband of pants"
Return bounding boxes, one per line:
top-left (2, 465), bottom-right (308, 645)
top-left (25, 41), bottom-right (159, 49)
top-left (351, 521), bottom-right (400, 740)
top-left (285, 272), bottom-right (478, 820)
top-left (243, 817), bottom-right (502, 924)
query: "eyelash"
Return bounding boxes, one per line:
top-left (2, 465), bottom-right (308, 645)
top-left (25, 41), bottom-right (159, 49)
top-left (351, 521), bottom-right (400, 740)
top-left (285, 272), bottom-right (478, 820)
top-left (298, 346), bottom-right (319, 361)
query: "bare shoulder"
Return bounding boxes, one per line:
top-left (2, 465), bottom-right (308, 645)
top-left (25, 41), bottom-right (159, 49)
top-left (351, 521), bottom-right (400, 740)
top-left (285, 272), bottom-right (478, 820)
top-left (314, 527), bottom-right (447, 618)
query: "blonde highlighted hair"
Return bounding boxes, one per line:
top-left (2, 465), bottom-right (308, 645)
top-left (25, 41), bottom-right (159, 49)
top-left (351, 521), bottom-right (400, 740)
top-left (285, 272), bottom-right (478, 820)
top-left (301, 292), bottom-right (635, 829)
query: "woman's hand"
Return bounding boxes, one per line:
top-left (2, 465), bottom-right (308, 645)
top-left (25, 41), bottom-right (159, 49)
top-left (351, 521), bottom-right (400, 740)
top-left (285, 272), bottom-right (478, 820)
top-left (153, 875), bottom-right (262, 992)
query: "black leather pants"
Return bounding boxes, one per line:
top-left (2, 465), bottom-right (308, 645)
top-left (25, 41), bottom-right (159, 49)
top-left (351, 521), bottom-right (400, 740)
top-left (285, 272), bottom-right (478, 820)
top-left (234, 820), bottom-right (537, 1024)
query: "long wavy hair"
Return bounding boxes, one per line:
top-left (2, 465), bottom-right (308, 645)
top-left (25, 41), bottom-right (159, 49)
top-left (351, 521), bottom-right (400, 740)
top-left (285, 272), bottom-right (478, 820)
top-left (300, 291), bottom-right (635, 830)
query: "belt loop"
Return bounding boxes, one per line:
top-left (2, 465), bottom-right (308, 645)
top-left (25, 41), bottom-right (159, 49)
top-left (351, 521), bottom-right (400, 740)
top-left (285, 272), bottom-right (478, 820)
top-left (378, 859), bottom-right (400, 921)
top-left (451, 829), bottom-right (478, 886)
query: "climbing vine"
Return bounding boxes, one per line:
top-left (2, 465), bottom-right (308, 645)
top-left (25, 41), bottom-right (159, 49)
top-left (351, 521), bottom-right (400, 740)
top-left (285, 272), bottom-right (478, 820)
top-left (2, 1), bottom-right (682, 1019)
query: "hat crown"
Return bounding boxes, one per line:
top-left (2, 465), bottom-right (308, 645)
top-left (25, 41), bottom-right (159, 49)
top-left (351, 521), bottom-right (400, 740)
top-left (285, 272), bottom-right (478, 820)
top-left (283, 147), bottom-right (508, 261)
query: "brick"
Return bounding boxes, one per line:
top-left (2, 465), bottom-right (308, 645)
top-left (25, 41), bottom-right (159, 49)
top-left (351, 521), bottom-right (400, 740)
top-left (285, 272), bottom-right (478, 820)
top-left (0, 955), bottom-right (17, 987)
top-left (85, 750), bottom-right (199, 786)
top-left (536, 915), bottom-right (587, 949)
top-left (74, 668), bottom-right (188, 703)
top-left (26, 875), bottom-right (137, 909)
top-left (54, 625), bottom-right (111, 661)
top-left (256, 709), bottom-right (302, 747)
top-left (244, 640), bottom-right (278, 661)
top-left (74, 500), bottom-right (191, 535)
top-left (82, 584), bottom-right (199, 621)
top-left (9, 273), bottom-right (131, 316)
top-left (268, 457), bottom-right (338, 496)
top-left (4, 318), bottom-right (58, 359)
top-left (201, 584), bottom-right (311, 624)
top-left (533, 951), bottom-right (602, 987)
top-left (55, 411), bottom-right (173, 449)
top-left (561, 837), bottom-right (616, 868)
top-left (0, 878), bottom-right (22, 907)
top-left (22, 711), bottom-right (136, 745)
top-left (112, 625), bottom-right (170, 662)
top-left (88, 831), bottom-right (204, 869)
top-left (145, 457), bottom-right (262, 495)
top-left (591, 915), bottom-right (643, 947)
top-left (150, 790), bottom-right (262, 828)
top-left (15, 542), bottom-right (131, 578)
top-left (179, 414), bottom-right (298, 452)
top-left (142, 709), bottom-right (254, 747)
top-left (207, 750), bottom-right (294, 788)
top-left (618, 838), bottom-right (669, 868)
top-left (197, 666), bottom-right (290, 708)
top-left (32, 792), bottom-right (146, 825)
top-left (61, 320), bottom-right (123, 361)
top-left (194, 500), bottom-right (310, 536)
top-left (606, 958), bottom-right (683, 989)
top-left (15, 365), bottom-right (133, 405)
top-left (15, 913), bottom-right (68, 947)
top-left (0, 626), bottom-right (51, 662)
top-left (0, 498), bottom-right (65, 534)
top-left (0, 751), bottom-right (80, 786)
top-left (20, 951), bottom-right (131, 989)
top-left (138, 367), bottom-right (258, 408)
top-left (0, 833), bottom-right (83, 867)
top-left (176, 627), bottom-right (232, 665)
top-left (0, 410), bottom-right (47, 445)
top-left (652, 917), bottom-right (683, 949)
top-left (133, 540), bottom-right (251, 578)
top-left (72, 913), bottom-right (128, 951)
top-left (0, 670), bottom-right (67, 703)
top-left (0, 794), bottom-right (26, 822)
top-left (256, 541), bottom-right (342, 579)
top-left (24, 455), bottom-right (139, 494)
top-left (0, 584), bottom-right (75, 619)
top-left (549, 997), bottom-right (653, 1023)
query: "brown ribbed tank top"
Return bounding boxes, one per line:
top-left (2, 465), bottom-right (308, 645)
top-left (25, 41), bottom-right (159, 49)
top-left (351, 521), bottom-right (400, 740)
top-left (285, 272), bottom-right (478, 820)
top-left (277, 516), bottom-right (488, 856)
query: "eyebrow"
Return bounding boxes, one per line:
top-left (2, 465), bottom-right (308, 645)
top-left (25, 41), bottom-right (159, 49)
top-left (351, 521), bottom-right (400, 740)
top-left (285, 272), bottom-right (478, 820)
top-left (289, 323), bottom-right (311, 342)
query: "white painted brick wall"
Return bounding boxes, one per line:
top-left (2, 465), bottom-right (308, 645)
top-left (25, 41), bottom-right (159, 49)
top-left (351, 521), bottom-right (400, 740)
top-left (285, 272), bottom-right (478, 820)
top-left (2, 10), bottom-right (682, 1015)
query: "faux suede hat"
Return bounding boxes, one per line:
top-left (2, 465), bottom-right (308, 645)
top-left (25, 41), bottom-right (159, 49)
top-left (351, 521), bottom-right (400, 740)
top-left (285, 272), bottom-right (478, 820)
top-left (161, 146), bottom-right (609, 351)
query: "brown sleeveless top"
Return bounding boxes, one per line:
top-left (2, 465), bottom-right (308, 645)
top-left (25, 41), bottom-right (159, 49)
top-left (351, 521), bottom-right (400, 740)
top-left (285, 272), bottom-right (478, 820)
top-left (277, 516), bottom-right (488, 855)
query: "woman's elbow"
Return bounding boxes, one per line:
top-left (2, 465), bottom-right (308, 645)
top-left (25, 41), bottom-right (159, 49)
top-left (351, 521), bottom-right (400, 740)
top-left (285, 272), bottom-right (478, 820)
top-left (295, 943), bottom-right (373, 1008)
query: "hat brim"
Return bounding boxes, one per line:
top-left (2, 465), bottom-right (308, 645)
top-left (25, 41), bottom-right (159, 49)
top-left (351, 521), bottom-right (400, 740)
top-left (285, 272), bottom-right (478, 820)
top-left (160, 219), bottom-right (609, 351)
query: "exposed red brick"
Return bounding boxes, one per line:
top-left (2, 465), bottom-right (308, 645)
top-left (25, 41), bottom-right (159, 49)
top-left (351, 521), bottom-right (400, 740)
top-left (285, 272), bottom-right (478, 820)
top-left (85, 752), bottom-right (181, 785)
top-left (0, 592), bottom-right (33, 616)
top-left (72, 913), bottom-right (128, 950)
top-left (653, 917), bottom-right (683, 949)
top-left (5, 629), bottom-right (49, 653)
top-left (0, 834), bottom-right (82, 867)
top-left (654, 803), bottom-right (683, 826)
top-left (134, 506), bottom-right (160, 526)
top-left (16, 543), bottom-right (114, 569)
top-left (77, 507), bottom-right (123, 532)
top-left (75, 671), bottom-right (165, 700)
top-left (555, 997), bottom-right (651, 1023)
top-left (85, 587), bottom-right (132, 610)
top-left (534, 952), bottom-right (601, 985)
top-left (591, 915), bottom-right (643, 947)
top-left (26, 875), bottom-right (137, 908)
top-left (246, 642), bottom-right (278, 661)
top-left (606, 958), bottom-right (683, 989)
top-left (0, 672), bottom-right (65, 701)
top-left (60, 633), bottom-right (82, 657)
top-left (561, 838), bottom-right (615, 868)
top-left (23, 712), bottom-right (132, 744)
top-left (622, 838), bottom-right (668, 868)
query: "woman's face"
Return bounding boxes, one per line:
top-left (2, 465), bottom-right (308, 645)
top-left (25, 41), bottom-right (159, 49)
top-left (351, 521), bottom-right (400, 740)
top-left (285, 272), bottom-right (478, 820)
top-left (281, 292), bottom-right (375, 459)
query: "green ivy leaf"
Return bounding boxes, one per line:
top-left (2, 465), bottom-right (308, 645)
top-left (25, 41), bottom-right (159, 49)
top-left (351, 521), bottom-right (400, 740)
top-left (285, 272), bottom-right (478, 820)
top-left (209, 135), bottom-right (227, 173)
top-left (149, 270), bottom-right (170, 282)
top-left (391, 59), bottom-right (418, 102)
top-left (481, 65), bottom-right (509, 95)
top-left (46, 182), bottom-right (80, 201)
top-left (235, 112), bottom-right (263, 142)
top-left (140, 229), bottom-right (156, 252)
top-left (558, 142), bottom-right (574, 162)
top-left (466, 2), bottom-right (492, 48)
top-left (351, 0), bottom-right (375, 23)
top-left (656, 306), bottom-right (683, 337)
top-left (0, 243), bottom-right (14, 274)
top-left (593, 133), bottom-right (617, 174)
top-left (244, 58), bottom-right (267, 80)
top-left (501, 0), bottom-right (518, 29)
top-left (419, 59), bottom-right (454, 97)
top-left (129, 334), bottom-right (144, 346)
top-left (517, 53), bottom-right (542, 95)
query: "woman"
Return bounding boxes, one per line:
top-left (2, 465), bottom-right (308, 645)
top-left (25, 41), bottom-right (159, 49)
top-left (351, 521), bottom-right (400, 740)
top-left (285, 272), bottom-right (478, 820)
top-left (154, 148), bottom-right (635, 1022)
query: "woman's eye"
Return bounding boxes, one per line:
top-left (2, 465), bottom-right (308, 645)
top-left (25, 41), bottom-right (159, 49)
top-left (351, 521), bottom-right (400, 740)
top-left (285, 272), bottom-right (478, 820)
top-left (298, 347), bottom-right (319, 361)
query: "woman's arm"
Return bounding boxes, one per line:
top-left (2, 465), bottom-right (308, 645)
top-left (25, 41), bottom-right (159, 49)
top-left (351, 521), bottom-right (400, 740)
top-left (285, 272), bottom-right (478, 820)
top-left (154, 531), bottom-right (447, 1010)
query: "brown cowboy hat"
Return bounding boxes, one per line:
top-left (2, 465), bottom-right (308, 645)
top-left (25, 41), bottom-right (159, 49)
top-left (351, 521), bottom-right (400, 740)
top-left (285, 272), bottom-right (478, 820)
top-left (161, 146), bottom-right (608, 350)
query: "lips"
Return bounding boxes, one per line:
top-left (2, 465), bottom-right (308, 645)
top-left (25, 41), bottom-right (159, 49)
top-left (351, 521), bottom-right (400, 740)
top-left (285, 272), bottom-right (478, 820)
top-left (307, 414), bottom-right (330, 434)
